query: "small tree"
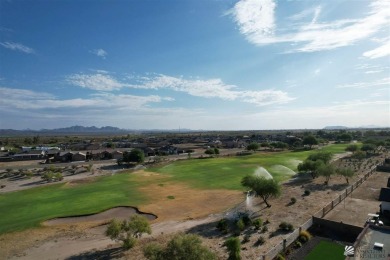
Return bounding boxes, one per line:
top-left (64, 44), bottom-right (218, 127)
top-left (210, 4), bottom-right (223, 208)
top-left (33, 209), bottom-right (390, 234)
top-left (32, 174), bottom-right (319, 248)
top-left (123, 149), bottom-right (145, 165)
top-left (302, 135), bottom-right (318, 149)
top-left (307, 151), bottom-right (332, 164)
top-left (204, 148), bottom-right (215, 155)
top-left (247, 142), bottom-right (259, 151)
top-left (241, 175), bottom-right (281, 207)
top-left (106, 215), bottom-right (151, 250)
top-left (336, 167), bottom-right (355, 184)
top-left (214, 148), bottom-right (220, 155)
top-left (318, 164), bottom-right (335, 185)
top-left (297, 159), bottom-right (324, 179)
top-left (224, 237), bottom-right (241, 260)
top-left (345, 144), bottom-right (358, 153)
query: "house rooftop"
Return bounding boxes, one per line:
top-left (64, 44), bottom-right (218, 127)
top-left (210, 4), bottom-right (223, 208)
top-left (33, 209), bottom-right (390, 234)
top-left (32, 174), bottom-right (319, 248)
top-left (378, 188), bottom-right (390, 202)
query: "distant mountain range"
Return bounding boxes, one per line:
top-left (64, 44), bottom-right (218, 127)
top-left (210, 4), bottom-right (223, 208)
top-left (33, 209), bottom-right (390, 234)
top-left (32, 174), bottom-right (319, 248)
top-left (0, 125), bottom-right (195, 136)
top-left (323, 125), bottom-right (387, 130)
top-left (0, 126), bottom-right (127, 136)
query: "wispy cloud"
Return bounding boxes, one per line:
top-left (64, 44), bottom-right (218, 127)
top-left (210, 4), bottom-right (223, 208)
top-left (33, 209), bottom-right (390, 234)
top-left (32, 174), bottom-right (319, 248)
top-left (0, 87), bottom-right (168, 110)
top-left (229, 0), bottom-right (390, 52)
top-left (363, 42), bottom-right (390, 59)
top-left (0, 41), bottom-right (35, 54)
top-left (67, 73), bottom-right (123, 91)
top-left (337, 77), bottom-right (390, 89)
top-left (131, 74), bottom-right (295, 106)
top-left (90, 48), bottom-right (108, 59)
top-left (67, 73), bottom-right (295, 106)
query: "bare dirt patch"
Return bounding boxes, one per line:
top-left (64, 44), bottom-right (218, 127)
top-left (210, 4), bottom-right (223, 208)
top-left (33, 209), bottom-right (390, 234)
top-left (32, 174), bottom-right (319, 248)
top-left (137, 180), bottom-right (243, 222)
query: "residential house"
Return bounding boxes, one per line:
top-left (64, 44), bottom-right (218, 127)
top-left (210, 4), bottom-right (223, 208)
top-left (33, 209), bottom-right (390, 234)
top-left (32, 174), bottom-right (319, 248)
top-left (72, 152), bottom-right (86, 162)
top-left (111, 150), bottom-right (123, 160)
top-left (379, 187), bottom-right (390, 217)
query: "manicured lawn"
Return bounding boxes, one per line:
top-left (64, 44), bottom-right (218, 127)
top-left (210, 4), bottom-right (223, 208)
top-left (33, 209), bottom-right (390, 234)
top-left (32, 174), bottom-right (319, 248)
top-left (147, 143), bottom-right (352, 190)
top-left (0, 173), bottom-right (148, 234)
top-left (0, 143), bottom-right (351, 234)
top-left (304, 241), bottom-right (345, 260)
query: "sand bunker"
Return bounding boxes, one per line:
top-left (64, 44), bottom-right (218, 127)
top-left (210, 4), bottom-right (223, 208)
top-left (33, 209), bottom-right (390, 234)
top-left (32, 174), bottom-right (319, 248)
top-left (44, 206), bottom-right (157, 226)
top-left (253, 167), bottom-right (273, 179)
top-left (270, 165), bottom-right (296, 176)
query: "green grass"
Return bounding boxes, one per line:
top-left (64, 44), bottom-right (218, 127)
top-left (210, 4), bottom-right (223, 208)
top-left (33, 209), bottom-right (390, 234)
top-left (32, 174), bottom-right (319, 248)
top-left (147, 143), bottom-right (352, 190)
top-left (0, 143), bottom-right (351, 235)
top-left (304, 241), bottom-right (345, 260)
top-left (0, 173), bottom-right (148, 234)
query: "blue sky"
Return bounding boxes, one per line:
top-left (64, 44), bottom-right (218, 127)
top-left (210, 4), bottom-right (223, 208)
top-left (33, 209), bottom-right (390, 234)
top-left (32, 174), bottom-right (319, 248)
top-left (0, 0), bottom-right (389, 130)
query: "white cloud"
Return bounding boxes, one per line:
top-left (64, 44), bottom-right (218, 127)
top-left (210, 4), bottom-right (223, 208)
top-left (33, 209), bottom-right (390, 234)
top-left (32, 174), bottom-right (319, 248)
top-left (67, 73), bottom-right (124, 91)
top-left (230, 0), bottom-right (276, 37)
top-left (0, 41), bottom-right (35, 54)
top-left (90, 48), bottom-right (108, 59)
top-left (363, 42), bottom-right (390, 59)
top-left (337, 77), bottom-right (390, 89)
top-left (66, 73), bottom-right (294, 106)
top-left (229, 0), bottom-right (390, 52)
top-left (132, 74), bottom-right (295, 106)
top-left (0, 87), bottom-right (166, 110)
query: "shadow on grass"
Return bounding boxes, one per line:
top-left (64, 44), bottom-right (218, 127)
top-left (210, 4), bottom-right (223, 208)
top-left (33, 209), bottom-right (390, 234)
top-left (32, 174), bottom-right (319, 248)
top-left (65, 247), bottom-right (123, 260)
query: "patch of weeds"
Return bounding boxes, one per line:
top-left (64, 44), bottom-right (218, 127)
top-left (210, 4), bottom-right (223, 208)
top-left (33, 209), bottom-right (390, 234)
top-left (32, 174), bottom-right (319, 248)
top-left (167, 195), bottom-right (175, 199)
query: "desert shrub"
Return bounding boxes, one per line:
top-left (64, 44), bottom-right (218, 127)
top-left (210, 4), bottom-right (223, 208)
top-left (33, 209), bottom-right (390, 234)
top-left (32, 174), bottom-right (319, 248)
top-left (224, 237), bottom-right (241, 260)
top-left (290, 197), bottom-right (297, 204)
top-left (242, 234), bottom-right (250, 244)
top-left (304, 190), bottom-right (311, 196)
top-left (241, 214), bottom-right (252, 226)
top-left (253, 218), bottom-right (262, 229)
top-left (279, 222), bottom-right (294, 232)
top-left (257, 236), bottom-right (265, 245)
top-left (143, 243), bottom-right (164, 260)
top-left (276, 254), bottom-right (285, 260)
top-left (236, 219), bottom-right (245, 233)
top-left (294, 241), bottom-right (302, 248)
top-left (217, 218), bottom-right (229, 233)
top-left (264, 219), bottom-right (270, 225)
top-left (144, 233), bottom-right (216, 260)
top-left (299, 230), bottom-right (312, 242)
top-left (261, 225), bottom-right (268, 233)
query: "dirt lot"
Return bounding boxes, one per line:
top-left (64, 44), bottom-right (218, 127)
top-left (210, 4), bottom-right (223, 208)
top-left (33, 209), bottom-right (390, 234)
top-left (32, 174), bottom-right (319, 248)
top-left (324, 170), bottom-right (389, 227)
top-left (1, 150), bottom-right (389, 260)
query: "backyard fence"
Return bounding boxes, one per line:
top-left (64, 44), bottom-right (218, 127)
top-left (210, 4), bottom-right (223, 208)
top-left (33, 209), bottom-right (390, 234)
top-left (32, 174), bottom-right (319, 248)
top-left (261, 166), bottom-right (378, 260)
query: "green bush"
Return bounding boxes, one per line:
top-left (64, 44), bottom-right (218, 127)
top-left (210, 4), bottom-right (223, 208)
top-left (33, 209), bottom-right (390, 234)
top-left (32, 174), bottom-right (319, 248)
top-left (253, 218), bottom-right (262, 229)
top-left (279, 222), bottom-right (294, 232)
top-left (290, 197), bottom-right (297, 204)
top-left (294, 241), bottom-right (302, 248)
top-left (236, 219), bottom-right (245, 233)
top-left (304, 190), bottom-right (311, 196)
top-left (276, 254), bottom-right (285, 260)
top-left (216, 218), bottom-right (228, 233)
top-left (224, 237), bottom-right (241, 260)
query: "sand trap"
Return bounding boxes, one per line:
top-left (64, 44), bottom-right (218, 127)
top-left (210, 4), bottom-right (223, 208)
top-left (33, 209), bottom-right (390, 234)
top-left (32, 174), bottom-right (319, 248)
top-left (44, 206), bottom-right (157, 226)
top-left (270, 165), bottom-right (296, 176)
top-left (253, 167), bottom-right (273, 179)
